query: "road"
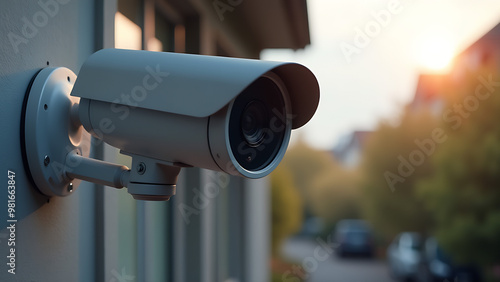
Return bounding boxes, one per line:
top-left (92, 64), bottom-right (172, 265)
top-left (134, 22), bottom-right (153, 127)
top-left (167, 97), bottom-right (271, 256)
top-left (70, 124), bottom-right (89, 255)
top-left (281, 237), bottom-right (397, 282)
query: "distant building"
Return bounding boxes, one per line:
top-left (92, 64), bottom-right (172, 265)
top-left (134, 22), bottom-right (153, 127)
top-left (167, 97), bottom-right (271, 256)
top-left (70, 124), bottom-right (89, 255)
top-left (452, 22), bottom-right (500, 78)
top-left (409, 74), bottom-right (448, 115)
top-left (409, 22), bottom-right (500, 111)
top-left (332, 131), bottom-right (372, 168)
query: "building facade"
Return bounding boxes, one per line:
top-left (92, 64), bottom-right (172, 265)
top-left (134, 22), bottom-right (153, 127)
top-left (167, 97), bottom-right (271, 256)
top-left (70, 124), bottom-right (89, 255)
top-left (0, 0), bottom-right (311, 281)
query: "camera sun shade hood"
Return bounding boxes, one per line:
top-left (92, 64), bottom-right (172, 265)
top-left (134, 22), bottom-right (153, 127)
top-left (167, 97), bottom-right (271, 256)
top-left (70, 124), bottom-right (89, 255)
top-left (70, 48), bottom-right (319, 129)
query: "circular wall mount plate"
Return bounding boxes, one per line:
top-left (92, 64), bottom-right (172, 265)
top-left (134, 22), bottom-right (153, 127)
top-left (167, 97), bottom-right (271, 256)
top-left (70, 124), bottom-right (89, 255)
top-left (23, 67), bottom-right (90, 197)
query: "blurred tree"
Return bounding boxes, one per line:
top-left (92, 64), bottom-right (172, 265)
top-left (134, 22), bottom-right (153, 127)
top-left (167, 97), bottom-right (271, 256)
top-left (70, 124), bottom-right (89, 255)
top-left (417, 68), bottom-right (500, 268)
top-left (280, 140), bottom-right (339, 210)
top-left (281, 141), bottom-right (361, 220)
top-left (360, 109), bottom-right (437, 240)
top-left (270, 165), bottom-right (303, 256)
top-left (280, 139), bottom-right (366, 239)
top-left (311, 167), bottom-right (362, 224)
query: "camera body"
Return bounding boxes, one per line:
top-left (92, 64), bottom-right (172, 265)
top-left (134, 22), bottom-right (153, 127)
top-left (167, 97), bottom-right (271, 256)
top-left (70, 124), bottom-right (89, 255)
top-left (23, 49), bottom-right (319, 200)
top-left (72, 49), bottom-right (319, 179)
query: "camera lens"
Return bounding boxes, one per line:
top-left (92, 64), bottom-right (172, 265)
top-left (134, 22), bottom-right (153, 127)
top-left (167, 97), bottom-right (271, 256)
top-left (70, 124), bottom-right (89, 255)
top-left (241, 101), bottom-right (268, 147)
top-left (227, 75), bottom-right (289, 171)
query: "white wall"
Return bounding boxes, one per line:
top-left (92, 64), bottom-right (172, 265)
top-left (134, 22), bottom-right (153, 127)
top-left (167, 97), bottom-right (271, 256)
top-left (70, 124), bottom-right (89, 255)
top-left (0, 0), bottom-right (100, 281)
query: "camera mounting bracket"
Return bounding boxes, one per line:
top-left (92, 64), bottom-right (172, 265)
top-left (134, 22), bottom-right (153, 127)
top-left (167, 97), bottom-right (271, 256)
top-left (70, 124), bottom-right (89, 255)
top-left (121, 152), bottom-right (181, 201)
top-left (22, 67), bottom-right (181, 201)
top-left (22, 67), bottom-right (89, 197)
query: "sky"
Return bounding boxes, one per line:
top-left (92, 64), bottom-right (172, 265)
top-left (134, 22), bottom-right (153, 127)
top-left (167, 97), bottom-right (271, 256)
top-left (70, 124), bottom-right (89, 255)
top-left (261, 0), bottom-right (500, 150)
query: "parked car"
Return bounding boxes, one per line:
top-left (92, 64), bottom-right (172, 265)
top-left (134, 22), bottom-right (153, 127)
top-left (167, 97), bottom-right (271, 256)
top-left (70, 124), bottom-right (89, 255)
top-left (386, 232), bottom-right (423, 281)
top-left (334, 219), bottom-right (374, 258)
top-left (421, 237), bottom-right (482, 282)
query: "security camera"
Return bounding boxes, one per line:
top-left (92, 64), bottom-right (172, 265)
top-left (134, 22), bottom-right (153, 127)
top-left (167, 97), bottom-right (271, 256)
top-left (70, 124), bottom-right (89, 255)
top-left (22, 49), bottom-right (319, 201)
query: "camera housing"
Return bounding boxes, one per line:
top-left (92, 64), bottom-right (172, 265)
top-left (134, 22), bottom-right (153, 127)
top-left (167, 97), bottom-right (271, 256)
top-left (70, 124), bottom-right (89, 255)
top-left (22, 49), bottom-right (319, 200)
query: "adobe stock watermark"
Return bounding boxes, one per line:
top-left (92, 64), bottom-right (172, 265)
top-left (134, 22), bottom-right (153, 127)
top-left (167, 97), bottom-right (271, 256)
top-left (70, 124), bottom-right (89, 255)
top-left (109, 267), bottom-right (135, 282)
top-left (79, 64), bottom-right (169, 143)
top-left (281, 235), bottom-right (338, 281)
top-left (8, 0), bottom-right (71, 54)
top-left (177, 171), bottom-right (230, 224)
top-left (385, 74), bottom-right (500, 192)
top-left (237, 107), bottom-right (296, 162)
top-left (212, 0), bottom-right (243, 21)
top-left (340, 0), bottom-right (404, 63)
top-left (48, 64), bottom-right (169, 183)
top-left (177, 106), bottom-right (296, 224)
top-left (104, 65), bottom-right (170, 125)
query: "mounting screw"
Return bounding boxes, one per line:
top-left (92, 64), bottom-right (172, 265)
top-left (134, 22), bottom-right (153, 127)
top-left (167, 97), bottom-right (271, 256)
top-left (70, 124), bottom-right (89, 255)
top-left (137, 162), bottom-right (146, 175)
top-left (68, 183), bottom-right (73, 192)
top-left (43, 155), bottom-right (50, 166)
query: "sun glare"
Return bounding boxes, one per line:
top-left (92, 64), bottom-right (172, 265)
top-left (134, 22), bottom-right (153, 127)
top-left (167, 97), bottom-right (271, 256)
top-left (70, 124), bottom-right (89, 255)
top-left (416, 36), bottom-right (455, 73)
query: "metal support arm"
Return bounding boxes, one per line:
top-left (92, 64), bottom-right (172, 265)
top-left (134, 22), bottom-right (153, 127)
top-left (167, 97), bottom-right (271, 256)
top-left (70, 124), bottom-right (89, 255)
top-left (65, 151), bottom-right (130, 188)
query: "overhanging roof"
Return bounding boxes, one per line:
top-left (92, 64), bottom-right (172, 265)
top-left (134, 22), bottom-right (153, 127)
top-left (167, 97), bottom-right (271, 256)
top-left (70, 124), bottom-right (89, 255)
top-left (225, 0), bottom-right (311, 50)
top-left (171, 0), bottom-right (311, 54)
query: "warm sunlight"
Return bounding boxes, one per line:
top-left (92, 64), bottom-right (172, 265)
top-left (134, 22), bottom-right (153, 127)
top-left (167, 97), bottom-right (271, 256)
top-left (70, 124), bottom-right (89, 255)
top-left (115, 12), bottom-right (142, 50)
top-left (416, 36), bottom-right (456, 73)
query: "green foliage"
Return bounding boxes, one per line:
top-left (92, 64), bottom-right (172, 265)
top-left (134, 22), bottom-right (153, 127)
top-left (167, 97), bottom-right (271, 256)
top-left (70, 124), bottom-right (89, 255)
top-left (356, 67), bottom-right (500, 277)
top-left (280, 140), bottom-right (339, 209)
top-left (311, 168), bottom-right (362, 224)
top-left (270, 165), bottom-right (303, 256)
top-left (280, 140), bottom-right (364, 228)
top-left (417, 69), bottom-right (500, 267)
top-left (360, 109), bottom-right (437, 239)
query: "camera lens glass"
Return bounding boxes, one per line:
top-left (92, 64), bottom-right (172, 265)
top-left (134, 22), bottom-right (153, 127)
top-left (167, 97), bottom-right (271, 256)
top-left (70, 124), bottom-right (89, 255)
top-left (228, 75), bottom-right (288, 171)
top-left (241, 101), bottom-right (268, 147)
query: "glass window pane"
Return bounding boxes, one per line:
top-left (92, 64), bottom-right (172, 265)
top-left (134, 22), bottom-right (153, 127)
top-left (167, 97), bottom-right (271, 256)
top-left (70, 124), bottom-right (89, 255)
top-left (155, 10), bottom-right (175, 52)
